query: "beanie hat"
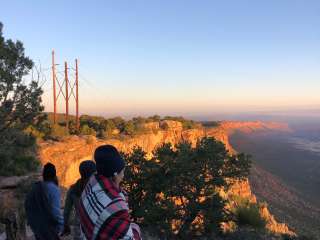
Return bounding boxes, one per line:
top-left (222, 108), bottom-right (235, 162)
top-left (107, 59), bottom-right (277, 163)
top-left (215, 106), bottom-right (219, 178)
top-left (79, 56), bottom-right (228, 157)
top-left (43, 163), bottom-right (56, 181)
top-left (79, 160), bottom-right (96, 179)
top-left (94, 145), bottom-right (125, 178)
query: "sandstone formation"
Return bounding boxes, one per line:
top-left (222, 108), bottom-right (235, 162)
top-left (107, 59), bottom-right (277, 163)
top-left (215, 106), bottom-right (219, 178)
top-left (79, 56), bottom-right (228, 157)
top-left (38, 120), bottom-right (294, 236)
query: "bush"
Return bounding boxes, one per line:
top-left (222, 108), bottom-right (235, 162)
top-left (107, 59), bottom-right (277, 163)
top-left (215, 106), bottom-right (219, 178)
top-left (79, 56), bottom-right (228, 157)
top-left (235, 203), bottom-right (266, 229)
top-left (0, 154), bottom-right (39, 176)
top-left (48, 114), bottom-right (204, 138)
top-left (96, 129), bottom-right (107, 139)
top-left (80, 124), bottom-right (96, 136)
top-left (4, 155), bottom-right (39, 176)
top-left (163, 116), bottom-right (197, 130)
top-left (0, 129), bottom-right (39, 176)
top-left (50, 124), bottom-right (69, 140)
top-left (123, 137), bottom-right (251, 238)
top-left (123, 120), bottom-right (135, 135)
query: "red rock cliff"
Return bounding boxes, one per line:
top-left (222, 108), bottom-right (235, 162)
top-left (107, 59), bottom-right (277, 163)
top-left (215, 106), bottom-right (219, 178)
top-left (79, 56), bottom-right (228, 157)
top-left (39, 120), bottom-right (294, 235)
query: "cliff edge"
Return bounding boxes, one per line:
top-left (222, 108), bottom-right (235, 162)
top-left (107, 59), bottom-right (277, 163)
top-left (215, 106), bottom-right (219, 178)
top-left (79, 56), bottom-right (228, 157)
top-left (39, 120), bottom-right (294, 236)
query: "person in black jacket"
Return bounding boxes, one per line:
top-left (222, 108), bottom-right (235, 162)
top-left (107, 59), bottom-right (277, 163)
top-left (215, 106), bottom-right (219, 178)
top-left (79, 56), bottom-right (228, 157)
top-left (61, 160), bottom-right (96, 239)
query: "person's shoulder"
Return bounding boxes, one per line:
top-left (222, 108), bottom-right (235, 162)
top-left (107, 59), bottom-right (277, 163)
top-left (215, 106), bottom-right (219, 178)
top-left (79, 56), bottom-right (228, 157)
top-left (44, 181), bottom-right (60, 193)
top-left (69, 178), bottom-right (82, 194)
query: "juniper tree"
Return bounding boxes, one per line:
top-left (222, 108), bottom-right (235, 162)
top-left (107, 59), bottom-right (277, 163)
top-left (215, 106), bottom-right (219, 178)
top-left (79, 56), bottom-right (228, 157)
top-left (123, 137), bottom-right (251, 238)
top-left (0, 22), bottom-right (43, 175)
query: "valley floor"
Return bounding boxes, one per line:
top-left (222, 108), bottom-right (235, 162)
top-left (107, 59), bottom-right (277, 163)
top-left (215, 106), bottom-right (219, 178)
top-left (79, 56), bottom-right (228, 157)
top-left (229, 131), bottom-right (320, 238)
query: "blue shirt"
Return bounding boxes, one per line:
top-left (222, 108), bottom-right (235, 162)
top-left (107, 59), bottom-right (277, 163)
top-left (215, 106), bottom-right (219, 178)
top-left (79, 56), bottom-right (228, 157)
top-left (43, 181), bottom-right (64, 233)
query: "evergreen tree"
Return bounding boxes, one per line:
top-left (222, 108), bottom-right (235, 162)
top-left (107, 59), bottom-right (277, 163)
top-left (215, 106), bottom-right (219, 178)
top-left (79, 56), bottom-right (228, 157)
top-left (0, 22), bottom-right (43, 175)
top-left (123, 137), bottom-right (251, 238)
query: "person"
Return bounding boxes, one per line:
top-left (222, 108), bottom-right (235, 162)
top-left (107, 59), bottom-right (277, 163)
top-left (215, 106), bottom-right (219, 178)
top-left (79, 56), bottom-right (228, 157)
top-left (25, 163), bottom-right (64, 240)
top-left (61, 160), bottom-right (96, 239)
top-left (78, 145), bottom-right (142, 240)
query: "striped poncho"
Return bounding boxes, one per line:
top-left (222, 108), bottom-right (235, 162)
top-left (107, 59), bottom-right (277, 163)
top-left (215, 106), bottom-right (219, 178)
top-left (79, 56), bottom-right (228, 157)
top-left (78, 174), bottom-right (141, 240)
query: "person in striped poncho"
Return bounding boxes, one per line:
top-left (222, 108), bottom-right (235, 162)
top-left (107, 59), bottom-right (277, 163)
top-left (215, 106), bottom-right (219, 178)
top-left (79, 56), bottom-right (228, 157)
top-left (78, 145), bottom-right (141, 240)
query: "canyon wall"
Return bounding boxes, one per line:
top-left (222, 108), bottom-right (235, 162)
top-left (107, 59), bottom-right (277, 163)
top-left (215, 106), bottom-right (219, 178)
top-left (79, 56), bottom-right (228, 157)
top-left (40, 120), bottom-right (290, 187)
top-left (38, 120), bottom-right (294, 235)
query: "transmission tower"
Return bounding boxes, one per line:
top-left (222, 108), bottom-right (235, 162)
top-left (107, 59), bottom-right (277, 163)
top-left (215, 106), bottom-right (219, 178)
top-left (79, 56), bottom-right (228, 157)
top-left (51, 50), bottom-right (79, 131)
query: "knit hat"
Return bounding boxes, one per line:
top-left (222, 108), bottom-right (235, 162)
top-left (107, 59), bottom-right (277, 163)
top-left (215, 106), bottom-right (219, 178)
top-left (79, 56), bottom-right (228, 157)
top-left (94, 145), bottom-right (125, 178)
top-left (43, 162), bottom-right (56, 181)
top-left (79, 160), bottom-right (96, 179)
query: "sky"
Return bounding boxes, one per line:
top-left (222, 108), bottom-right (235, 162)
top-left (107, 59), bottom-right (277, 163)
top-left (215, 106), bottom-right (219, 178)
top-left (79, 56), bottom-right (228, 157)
top-left (1, 0), bottom-right (320, 118)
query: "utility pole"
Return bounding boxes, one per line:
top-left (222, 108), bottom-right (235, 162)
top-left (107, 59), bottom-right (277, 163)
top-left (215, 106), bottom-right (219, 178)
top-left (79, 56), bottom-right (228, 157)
top-left (65, 62), bottom-right (69, 129)
top-left (52, 51), bottom-right (79, 132)
top-left (52, 50), bottom-right (57, 124)
top-left (75, 59), bottom-right (79, 131)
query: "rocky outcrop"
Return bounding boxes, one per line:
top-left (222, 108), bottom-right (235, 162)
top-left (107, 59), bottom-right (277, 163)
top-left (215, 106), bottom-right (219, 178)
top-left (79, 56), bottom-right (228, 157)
top-left (159, 120), bottom-right (183, 131)
top-left (0, 174), bottom-right (40, 240)
top-left (38, 120), bottom-right (294, 236)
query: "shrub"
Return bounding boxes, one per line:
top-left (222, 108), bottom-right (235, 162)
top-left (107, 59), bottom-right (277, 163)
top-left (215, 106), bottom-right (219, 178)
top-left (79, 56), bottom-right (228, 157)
top-left (0, 154), bottom-right (39, 176)
top-left (163, 116), bottom-right (197, 130)
top-left (0, 129), bottom-right (39, 176)
top-left (123, 137), bottom-right (251, 238)
top-left (50, 124), bottom-right (69, 140)
top-left (80, 124), bottom-right (96, 136)
top-left (235, 203), bottom-right (266, 229)
top-left (123, 120), bottom-right (135, 135)
top-left (96, 129), bottom-right (107, 139)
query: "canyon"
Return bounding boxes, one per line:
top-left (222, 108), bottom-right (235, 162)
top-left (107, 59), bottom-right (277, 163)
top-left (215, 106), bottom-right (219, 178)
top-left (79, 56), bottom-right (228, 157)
top-left (39, 120), bottom-right (294, 236)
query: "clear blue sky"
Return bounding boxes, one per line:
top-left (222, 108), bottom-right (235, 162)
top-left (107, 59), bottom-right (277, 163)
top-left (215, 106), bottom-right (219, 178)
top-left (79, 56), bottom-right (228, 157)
top-left (2, 0), bottom-right (320, 117)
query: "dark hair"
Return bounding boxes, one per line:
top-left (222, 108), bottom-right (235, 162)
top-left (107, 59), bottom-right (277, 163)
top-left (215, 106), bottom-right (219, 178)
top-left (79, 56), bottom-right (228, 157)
top-left (43, 163), bottom-right (57, 184)
top-left (79, 160), bottom-right (96, 179)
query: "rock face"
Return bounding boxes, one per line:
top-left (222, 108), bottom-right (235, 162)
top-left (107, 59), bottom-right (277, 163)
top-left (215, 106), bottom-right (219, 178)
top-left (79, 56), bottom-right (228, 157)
top-left (0, 174), bottom-right (40, 240)
top-left (38, 120), bottom-right (294, 235)
top-left (159, 120), bottom-right (183, 131)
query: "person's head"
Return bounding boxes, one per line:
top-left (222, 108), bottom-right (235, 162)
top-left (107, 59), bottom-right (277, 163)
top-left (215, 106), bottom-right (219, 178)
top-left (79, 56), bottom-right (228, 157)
top-left (43, 162), bottom-right (58, 184)
top-left (94, 145), bottom-right (125, 186)
top-left (79, 160), bottom-right (96, 180)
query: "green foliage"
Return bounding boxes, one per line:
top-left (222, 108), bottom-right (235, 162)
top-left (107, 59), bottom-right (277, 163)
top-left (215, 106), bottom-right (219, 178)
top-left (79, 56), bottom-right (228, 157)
top-left (163, 116), bottom-right (198, 129)
top-left (123, 137), bottom-right (251, 238)
top-left (110, 116), bottom-right (125, 131)
top-left (96, 129), bottom-right (106, 139)
top-left (123, 120), bottom-right (135, 135)
top-left (80, 124), bottom-right (96, 136)
top-left (104, 119), bottom-right (116, 135)
top-left (0, 129), bottom-right (39, 176)
top-left (25, 125), bottom-right (45, 139)
top-left (25, 113), bottom-right (52, 140)
top-left (49, 124), bottom-right (69, 140)
top-left (5, 155), bottom-right (39, 176)
top-left (122, 118), bottom-right (148, 136)
top-left (68, 120), bottom-right (79, 135)
top-left (235, 202), bottom-right (266, 229)
top-left (45, 114), bottom-right (206, 138)
top-left (0, 22), bottom-right (43, 176)
top-left (230, 196), bottom-right (266, 230)
top-left (147, 115), bottom-right (161, 122)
